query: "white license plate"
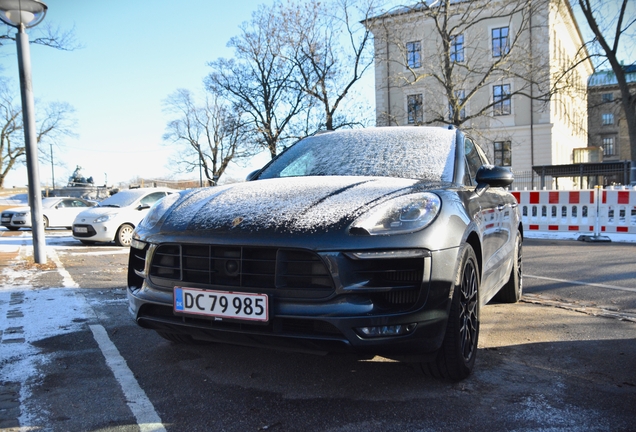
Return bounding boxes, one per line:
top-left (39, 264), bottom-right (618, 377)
top-left (174, 287), bottom-right (268, 322)
top-left (74, 226), bottom-right (88, 233)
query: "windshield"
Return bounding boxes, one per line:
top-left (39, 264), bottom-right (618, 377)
top-left (258, 127), bottom-right (456, 182)
top-left (98, 190), bottom-right (148, 208)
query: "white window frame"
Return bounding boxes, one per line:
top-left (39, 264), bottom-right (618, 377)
top-left (405, 41), bottom-right (422, 69)
top-left (406, 93), bottom-right (424, 125)
top-left (493, 83), bottom-right (512, 116)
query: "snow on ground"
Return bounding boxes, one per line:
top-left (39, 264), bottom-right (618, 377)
top-left (0, 231), bottom-right (97, 425)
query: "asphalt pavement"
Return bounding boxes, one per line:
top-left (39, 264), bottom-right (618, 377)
top-left (1, 230), bottom-right (636, 431)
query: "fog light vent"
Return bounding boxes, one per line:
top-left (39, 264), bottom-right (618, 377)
top-left (356, 323), bottom-right (417, 338)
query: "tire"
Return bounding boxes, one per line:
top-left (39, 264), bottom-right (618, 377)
top-left (156, 331), bottom-right (211, 345)
top-left (80, 240), bottom-right (97, 245)
top-left (115, 224), bottom-right (134, 247)
top-left (494, 232), bottom-right (522, 303)
top-left (422, 243), bottom-right (479, 381)
top-left (42, 216), bottom-right (49, 229)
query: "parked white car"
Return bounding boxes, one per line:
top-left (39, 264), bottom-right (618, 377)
top-left (72, 188), bottom-right (174, 246)
top-left (1, 197), bottom-right (96, 231)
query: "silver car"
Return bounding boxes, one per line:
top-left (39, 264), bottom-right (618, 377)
top-left (1, 197), bottom-right (96, 230)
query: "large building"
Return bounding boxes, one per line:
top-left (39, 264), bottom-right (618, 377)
top-left (587, 65), bottom-right (636, 164)
top-left (366, 0), bottom-right (594, 189)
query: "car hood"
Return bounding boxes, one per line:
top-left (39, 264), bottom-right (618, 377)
top-left (2, 206), bottom-right (29, 214)
top-left (161, 176), bottom-right (437, 234)
top-left (74, 206), bottom-right (121, 221)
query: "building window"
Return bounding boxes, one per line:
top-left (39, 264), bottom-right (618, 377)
top-left (449, 90), bottom-right (466, 120)
top-left (406, 41), bottom-right (421, 68)
top-left (492, 27), bottom-right (509, 57)
top-left (493, 84), bottom-right (511, 116)
top-left (602, 113), bottom-right (614, 125)
top-left (494, 141), bottom-right (512, 166)
top-left (602, 136), bottom-right (616, 156)
top-left (602, 93), bottom-right (614, 103)
top-left (450, 34), bottom-right (464, 62)
top-left (407, 94), bottom-right (423, 124)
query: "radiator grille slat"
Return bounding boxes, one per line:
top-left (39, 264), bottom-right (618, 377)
top-left (149, 244), bottom-right (334, 294)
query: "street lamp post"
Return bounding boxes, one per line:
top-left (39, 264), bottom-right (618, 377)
top-left (0, 0), bottom-right (48, 264)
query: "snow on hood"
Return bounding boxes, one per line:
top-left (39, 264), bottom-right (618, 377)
top-left (163, 176), bottom-right (422, 233)
top-left (74, 206), bottom-right (119, 219)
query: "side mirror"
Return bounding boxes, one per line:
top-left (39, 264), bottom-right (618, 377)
top-left (246, 170), bottom-right (261, 181)
top-left (476, 165), bottom-right (514, 188)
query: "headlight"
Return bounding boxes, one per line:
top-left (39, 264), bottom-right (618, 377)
top-left (139, 192), bottom-right (181, 230)
top-left (350, 192), bottom-right (441, 235)
top-left (94, 214), bottom-right (113, 223)
top-left (15, 212), bottom-right (28, 217)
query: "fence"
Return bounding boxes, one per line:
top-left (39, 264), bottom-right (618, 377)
top-left (511, 186), bottom-right (636, 235)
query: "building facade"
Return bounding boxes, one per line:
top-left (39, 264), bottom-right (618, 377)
top-left (366, 0), bottom-right (594, 189)
top-left (587, 65), bottom-right (636, 164)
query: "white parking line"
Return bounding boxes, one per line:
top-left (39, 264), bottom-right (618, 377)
top-left (48, 245), bottom-right (166, 431)
top-left (526, 274), bottom-right (636, 293)
top-left (48, 247), bottom-right (79, 288)
top-left (89, 325), bottom-right (166, 432)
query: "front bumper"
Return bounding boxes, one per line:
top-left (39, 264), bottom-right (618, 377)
top-left (72, 223), bottom-right (114, 242)
top-left (127, 240), bottom-right (460, 359)
top-left (1, 215), bottom-right (28, 228)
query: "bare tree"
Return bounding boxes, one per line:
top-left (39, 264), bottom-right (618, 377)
top-left (0, 79), bottom-right (76, 188)
top-left (163, 89), bottom-right (253, 186)
top-left (282, 0), bottom-right (378, 131)
top-left (0, 21), bottom-right (80, 187)
top-left (1, 22), bottom-right (81, 50)
top-left (575, 0), bottom-right (636, 165)
top-left (206, 4), bottom-right (307, 159)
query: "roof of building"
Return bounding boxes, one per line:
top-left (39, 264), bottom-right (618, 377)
top-left (588, 64), bottom-right (636, 87)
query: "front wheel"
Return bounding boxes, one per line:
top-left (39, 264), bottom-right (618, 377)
top-left (42, 216), bottom-right (49, 229)
top-left (422, 243), bottom-right (480, 381)
top-left (115, 223), bottom-right (134, 247)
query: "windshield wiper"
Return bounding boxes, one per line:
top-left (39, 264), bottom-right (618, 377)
top-left (99, 204), bottom-right (121, 208)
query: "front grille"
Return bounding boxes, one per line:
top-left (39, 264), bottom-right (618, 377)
top-left (149, 244), bottom-right (334, 297)
top-left (72, 224), bottom-right (97, 237)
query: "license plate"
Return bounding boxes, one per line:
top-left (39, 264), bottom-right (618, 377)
top-left (74, 226), bottom-right (88, 233)
top-left (1, 218), bottom-right (10, 222)
top-left (174, 287), bottom-right (268, 322)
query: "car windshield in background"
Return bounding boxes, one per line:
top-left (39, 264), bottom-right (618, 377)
top-left (258, 127), bottom-right (457, 182)
top-left (97, 191), bottom-right (145, 208)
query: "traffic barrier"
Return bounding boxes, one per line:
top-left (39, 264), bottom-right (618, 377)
top-left (511, 186), bottom-right (636, 235)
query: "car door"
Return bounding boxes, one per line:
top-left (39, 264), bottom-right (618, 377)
top-left (48, 199), bottom-right (81, 227)
top-left (464, 138), bottom-right (507, 293)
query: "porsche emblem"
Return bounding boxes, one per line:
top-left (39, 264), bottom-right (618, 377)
top-left (231, 217), bottom-right (244, 228)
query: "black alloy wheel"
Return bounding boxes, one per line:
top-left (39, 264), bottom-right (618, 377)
top-left (422, 243), bottom-right (479, 381)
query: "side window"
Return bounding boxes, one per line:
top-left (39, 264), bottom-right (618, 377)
top-left (140, 192), bottom-right (166, 207)
top-left (464, 138), bottom-right (485, 186)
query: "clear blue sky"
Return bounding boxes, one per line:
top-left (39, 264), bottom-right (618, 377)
top-left (0, 1), bottom-right (629, 189)
top-left (0, 0), bottom-right (283, 188)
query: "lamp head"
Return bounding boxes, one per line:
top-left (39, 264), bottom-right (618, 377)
top-left (0, 0), bottom-right (47, 29)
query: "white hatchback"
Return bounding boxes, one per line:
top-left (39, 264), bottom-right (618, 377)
top-left (72, 188), bottom-right (174, 246)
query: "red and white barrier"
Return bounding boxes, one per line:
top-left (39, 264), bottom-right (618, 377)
top-left (512, 186), bottom-right (636, 235)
